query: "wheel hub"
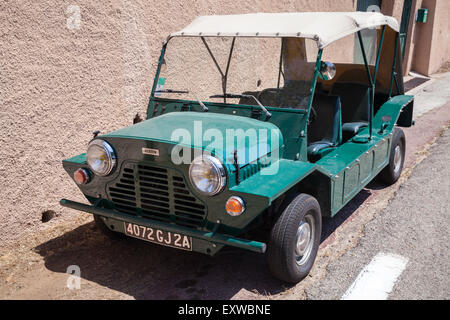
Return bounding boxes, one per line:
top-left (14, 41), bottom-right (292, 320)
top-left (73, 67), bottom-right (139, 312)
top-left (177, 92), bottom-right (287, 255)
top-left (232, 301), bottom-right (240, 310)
top-left (295, 222), bottom-right (311, 256)
top-left (393, 145), bottom-right (402, 174)
top-left (295, 214), bottom-right (315, 265)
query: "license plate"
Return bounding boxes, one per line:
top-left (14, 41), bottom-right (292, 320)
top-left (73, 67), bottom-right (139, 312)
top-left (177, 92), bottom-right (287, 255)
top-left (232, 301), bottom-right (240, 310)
top-left (123, 222), bottom-right (192, 251)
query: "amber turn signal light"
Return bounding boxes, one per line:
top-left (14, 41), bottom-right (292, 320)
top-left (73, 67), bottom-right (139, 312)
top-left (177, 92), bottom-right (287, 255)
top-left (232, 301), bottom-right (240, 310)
top-left (225, 196), bottom-right (245, 216)
top-left (74, 168), bottom-right (91, 185)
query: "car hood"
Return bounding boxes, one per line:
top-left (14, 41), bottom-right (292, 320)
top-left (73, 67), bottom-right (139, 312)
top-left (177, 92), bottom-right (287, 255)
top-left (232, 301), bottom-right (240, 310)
top-left (103, 111), bottom-right (283, 166)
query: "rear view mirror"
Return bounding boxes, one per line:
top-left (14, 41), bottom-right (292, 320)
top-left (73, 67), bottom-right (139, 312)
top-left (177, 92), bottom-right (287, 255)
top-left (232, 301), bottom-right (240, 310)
top-left (319, 61), bottom-right (336, 81)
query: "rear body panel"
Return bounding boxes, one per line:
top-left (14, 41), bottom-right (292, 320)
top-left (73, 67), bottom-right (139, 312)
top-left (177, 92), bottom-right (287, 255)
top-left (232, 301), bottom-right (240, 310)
top-left (318, 94), bottom-right (414, 215)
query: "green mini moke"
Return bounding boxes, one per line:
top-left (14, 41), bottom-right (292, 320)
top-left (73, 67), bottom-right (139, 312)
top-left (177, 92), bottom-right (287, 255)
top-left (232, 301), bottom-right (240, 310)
top-left (61, 12), bottom-right (414, 283)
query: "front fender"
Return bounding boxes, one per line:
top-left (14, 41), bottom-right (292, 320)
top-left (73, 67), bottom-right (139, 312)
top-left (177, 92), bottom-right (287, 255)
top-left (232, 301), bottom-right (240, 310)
top-left (375, 95), bottom-right (414, 130)
top-left (230, 159), bottom-right (319, 204)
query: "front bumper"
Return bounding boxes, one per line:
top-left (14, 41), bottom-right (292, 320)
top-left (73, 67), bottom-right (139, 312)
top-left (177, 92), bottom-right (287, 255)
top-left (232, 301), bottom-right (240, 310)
top-left (60, 198), bottom-right (267, 254)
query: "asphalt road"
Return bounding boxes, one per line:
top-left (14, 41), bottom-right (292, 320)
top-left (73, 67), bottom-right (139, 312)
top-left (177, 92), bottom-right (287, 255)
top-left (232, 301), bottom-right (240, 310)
top-left (307, 127), bottom-right (450, 300)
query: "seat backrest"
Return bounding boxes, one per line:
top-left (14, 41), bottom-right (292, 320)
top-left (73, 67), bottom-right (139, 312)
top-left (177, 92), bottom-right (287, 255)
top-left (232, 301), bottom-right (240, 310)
top-left (330, 82), bottom-right (370, 123)
top-left (308, 94), bottom-right (342, 145)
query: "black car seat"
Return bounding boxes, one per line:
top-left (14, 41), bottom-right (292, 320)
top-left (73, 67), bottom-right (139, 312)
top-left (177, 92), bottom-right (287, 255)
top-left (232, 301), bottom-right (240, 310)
top-left (330, 82), bottom-right (370, 142)
top-left (307, 94), bottom-right (342, 162)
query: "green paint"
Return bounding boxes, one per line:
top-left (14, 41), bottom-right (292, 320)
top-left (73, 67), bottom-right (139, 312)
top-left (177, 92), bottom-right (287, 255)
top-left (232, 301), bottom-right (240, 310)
top-left (62, 153), bottom-right (86, 164)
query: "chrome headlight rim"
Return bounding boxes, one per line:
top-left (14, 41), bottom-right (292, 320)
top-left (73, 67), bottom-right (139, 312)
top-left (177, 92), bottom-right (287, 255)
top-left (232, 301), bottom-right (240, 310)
top-left (86, 139), bottom-right (117, 176)
top-left (188, 154), bottom-right (226, 196)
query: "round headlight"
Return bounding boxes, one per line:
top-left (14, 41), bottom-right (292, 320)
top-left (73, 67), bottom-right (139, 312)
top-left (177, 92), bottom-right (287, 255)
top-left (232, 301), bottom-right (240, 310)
top-left (86, 139), bottom-right (116, 176)
top-left (189, 155), bottom-right (226, 196)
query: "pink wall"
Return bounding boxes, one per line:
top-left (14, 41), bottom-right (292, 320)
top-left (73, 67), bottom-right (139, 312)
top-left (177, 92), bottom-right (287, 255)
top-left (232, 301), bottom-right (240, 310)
top-left (407, 0), bottom-right (450, 75)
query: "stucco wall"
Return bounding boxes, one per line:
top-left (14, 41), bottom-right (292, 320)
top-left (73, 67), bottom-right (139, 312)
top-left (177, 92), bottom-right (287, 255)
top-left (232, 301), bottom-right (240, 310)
top-left (381, 0), bottom-right (404, 24)
top-left (406, 0), bottom-right (450, 75)
top-left (410, 0), bottom-right (436, 75)
top-left (428, 0), bottom-right (450, 74)
top-left (0, 0), bottom-right (357, 246)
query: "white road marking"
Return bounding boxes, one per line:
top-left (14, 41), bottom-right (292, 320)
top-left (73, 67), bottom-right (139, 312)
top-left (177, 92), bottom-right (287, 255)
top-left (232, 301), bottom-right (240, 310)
top-left (341, 252), bottom-right (408, 300)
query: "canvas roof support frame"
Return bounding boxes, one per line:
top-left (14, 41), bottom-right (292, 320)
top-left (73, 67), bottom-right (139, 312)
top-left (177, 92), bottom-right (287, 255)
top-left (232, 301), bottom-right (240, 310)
top-left (388, 32), bottom-right (400, 99)
top-left (356, 25), bottom-right (386, 141)
top-left (201, 36), bottom-right (236, 104)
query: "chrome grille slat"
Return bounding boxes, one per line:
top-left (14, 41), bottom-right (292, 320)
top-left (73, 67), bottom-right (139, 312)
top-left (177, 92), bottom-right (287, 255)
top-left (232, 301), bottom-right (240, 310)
top-left (174, 205), bottom-right (205, 215)
top-left (138, 175), bottom-right (168, 185)
top-left (140, 193), bottom-right (169, 202)
top-left (110, 193), bottom-right (136, 201)
top-left (173, 194), bottom-right (197, 202)
top-left (115, 183), bottom-right (135, 190)
top-left (107, 162), bottom-right (207, 228)
top-left (139, 182), bottom-right (168, 190)
top-left (119, 178), bottom-right (135, 184)
top-left (141, 198), bottom-right (170, 208)
top-left (109, 187), bottom-right (135, 195)
top-left (174, 199), bottom-right (205, 209)
top-left (140, 187), bottom-right (169, 196)
top-left (138, 172), bottom-right (168, 181)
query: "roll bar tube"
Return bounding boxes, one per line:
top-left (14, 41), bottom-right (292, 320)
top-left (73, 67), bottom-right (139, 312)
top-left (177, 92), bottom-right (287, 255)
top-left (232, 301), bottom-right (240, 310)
top-left (357, 26), bottom-right (386, 141)
top-left (305, 49), bottom-right (323, 128)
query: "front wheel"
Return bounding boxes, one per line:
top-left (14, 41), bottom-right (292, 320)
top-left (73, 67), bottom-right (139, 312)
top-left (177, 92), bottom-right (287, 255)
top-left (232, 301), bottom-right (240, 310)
top-left (267, 193), bottom-right (322, 283)
top-left (377, 127), bottom-right (406, 185)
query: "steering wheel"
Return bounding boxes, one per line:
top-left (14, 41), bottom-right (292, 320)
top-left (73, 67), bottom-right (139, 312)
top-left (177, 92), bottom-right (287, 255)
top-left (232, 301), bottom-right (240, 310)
top-left (257, 88), bottom-right (282, 107)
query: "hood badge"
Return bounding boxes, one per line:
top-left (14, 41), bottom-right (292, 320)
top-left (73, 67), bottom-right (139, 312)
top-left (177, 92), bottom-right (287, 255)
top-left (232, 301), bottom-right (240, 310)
top-left (142, 148), bottom-right (160, 156)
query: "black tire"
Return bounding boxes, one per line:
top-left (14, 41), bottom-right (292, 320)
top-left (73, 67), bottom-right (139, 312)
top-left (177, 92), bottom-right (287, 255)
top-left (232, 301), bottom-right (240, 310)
top-left (377, 127), bottom-right (406, 185)
top-left (267, 193), bottom-right (322, 283)
top-left (93, 215), bottom-right (123, 240)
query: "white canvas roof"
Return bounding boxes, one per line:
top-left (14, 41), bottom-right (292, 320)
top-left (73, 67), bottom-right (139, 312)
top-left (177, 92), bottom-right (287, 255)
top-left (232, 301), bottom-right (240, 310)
top-left (169, 12), bottom-right (399, 48)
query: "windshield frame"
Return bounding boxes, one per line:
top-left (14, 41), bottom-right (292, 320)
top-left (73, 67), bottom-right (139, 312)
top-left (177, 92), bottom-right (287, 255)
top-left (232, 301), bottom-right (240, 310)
top-left (150, 36), bottom-right (321, 114)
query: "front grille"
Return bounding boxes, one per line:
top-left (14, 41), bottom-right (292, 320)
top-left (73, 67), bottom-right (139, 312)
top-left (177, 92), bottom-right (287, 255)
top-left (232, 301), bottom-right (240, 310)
top-left (107, 162), bottom-right (207, 228)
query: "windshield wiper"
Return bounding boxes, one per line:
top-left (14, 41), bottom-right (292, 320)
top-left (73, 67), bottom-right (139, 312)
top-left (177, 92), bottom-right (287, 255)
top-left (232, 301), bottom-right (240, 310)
top-left (154, 89), bottom-right (190, 94)
top-left (155, 88), bottom-right (208, 112)
top-left (210, 94), bottom-right (271, 119)
top-left (155, 89), bottom-right (208, 112)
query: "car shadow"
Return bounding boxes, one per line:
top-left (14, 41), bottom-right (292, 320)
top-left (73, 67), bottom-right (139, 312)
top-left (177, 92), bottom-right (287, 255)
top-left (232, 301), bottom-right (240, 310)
top-left (366, 179), bottom-right (389, 190)
top-left (321, 188), bottom-right (372, 242)
top-left (35, 187), bottom-right (374, 300)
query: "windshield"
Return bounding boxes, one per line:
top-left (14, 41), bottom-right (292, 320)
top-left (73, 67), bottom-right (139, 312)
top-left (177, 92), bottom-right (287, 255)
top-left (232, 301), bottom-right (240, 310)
top-left (155, 37), bottom-right (318, 110)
